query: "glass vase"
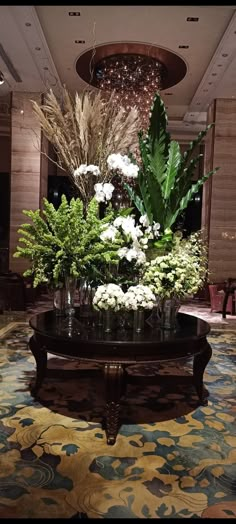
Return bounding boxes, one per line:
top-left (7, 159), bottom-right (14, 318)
top-left (160, 297), bottom-right (180, 330)
top-left (79, 278), bottom-right (95, 323)
top-left (53, 287), bottom-right (65, 316)
top-left (65, 276), bottom-right (77, 318)
top-left (104, 309), bottom-right (113, 333)
top-left (62, 276), bottom-right (81, 335)
top-left (133, 309), bottom-right (145, 333)
top-left (146, 295), bottom-right (161, 328)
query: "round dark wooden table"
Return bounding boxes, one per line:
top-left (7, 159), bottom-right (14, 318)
top-left (29, 310), bottom-right (212, 445)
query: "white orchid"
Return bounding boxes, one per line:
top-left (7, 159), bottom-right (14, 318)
top-left (74, 164), bottom-right (100, 177)
top-left (94, 182), bottom-right (115, 203)
top-left (107, 153), bottom-right (139, 178)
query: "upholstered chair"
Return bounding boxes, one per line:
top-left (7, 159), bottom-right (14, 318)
top-left (208, 284), bottom-right (233, 314)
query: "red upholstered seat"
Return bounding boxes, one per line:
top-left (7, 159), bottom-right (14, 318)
top-left (208, 284), bottom-right (233, 314)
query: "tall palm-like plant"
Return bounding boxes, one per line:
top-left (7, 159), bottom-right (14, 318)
top-left (125, 93), bottom-right (219, 233)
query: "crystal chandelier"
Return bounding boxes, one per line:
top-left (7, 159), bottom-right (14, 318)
top-left (93, 53), bottom-right (166, 126)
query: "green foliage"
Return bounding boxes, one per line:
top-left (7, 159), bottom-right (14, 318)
top-left (125, 92), bottom-right (219, 232)
top-left (14, 195), bottom-right (122, 287)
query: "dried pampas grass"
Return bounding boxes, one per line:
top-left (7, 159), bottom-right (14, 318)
top-left (32, 87), bottom-right (139, 204)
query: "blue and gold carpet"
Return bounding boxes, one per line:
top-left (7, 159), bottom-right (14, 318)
top-left (0, 321), bottom-right (236, 518)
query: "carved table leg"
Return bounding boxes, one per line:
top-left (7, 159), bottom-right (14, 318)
top-left (28, 335), bottom-right (47, 397)
top-left (193, 342), bottom-right (212, 406)
top-left (103, 363), bottom-right (125, 446)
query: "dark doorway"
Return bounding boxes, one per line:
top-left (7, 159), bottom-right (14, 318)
top-left (0, 173), bottom-right (10, 271)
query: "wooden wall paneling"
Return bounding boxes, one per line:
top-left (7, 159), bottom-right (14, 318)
top-left (204, 98), bottom-right (236, 282)
top-left (9, 92), bottom-right (42, 273)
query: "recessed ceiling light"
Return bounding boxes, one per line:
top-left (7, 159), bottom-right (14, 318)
top-left (69, 12), bottom-right (80, 16)
top-left (25, 22), bottom-right (31, 27)
top-left (75, 40), bottom-right (85, 44)
top-left (186, 17), bottom-right (199, 22)
top-left (222, 53), bottom-right (228, 57)
top-left (178, 45), bottom-right (189, 49)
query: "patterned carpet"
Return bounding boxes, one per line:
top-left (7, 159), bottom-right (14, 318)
top-left (0, 313), bottom-right (236, 519)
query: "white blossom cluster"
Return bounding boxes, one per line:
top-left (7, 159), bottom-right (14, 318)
top-left (74, 164), bottom-right (100, 177)
top-left (94, 182), bottom-right (115, 203)
top-left (124, 285), bottom-right (156, 311)
top-left (107, 153), bottom-right (139, 178)
top-left (93, 283), bottom-right (125, 311)
top-left (143, 250), bottom-right (204, 299)
top-left (100, 214), bottom-right (161, 266)
top-left (93, 283), bottom-right (156, 312)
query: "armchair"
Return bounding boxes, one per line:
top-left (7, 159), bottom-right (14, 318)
top-left (208, 284), bottom-right (233, 314)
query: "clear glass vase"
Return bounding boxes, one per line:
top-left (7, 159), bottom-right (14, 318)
top-left (53, 287), bottom-right (65, 316)
top-left (133, 309), bottom-right (145, 333)
top-left (103, 309), bottom-right (113, 333)
top-left (65, 276), bottom-right (77, 317)
top-left (79, 278), bottom-right (95, 323)
top-left (62, 276), bottom-right (81, 335)
top-left (160, 297), bottom-right (180, 330)
top-left (146, 295), bottom-right (161, 328)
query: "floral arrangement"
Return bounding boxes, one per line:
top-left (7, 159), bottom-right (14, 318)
top-left (93, 283), bottom-right (124, 311)
top-left (124, 285), bottom-right (156, 311)
top-left (32, 88), bottom-right (139, 208)
top-left (14, 196), bottom-right (123, 288)
top-left (100, 214), bottom-right (160, 266)
top-left (142, 233), bottom-right (207, 299)
top-left (15, 88), bottom-right (218, 319)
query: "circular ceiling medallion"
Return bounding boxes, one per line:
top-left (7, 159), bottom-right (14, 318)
top-left (76, 42), bottom-right (187, 91)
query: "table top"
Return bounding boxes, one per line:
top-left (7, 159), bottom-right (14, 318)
top-left (29, 310), bottom-right (210, 364)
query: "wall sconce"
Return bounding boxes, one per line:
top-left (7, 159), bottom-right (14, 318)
top-left (0, 71), bottom-right (5, 85)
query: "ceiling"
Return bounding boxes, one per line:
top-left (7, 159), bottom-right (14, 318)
top-left (1, 5), bottom-right (236, 134)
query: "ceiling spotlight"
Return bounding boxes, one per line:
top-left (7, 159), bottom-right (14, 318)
top-left (0, 71), bottom-right (4, 85)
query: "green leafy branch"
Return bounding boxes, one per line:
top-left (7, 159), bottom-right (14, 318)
top-left (14, 195), bottom-right (122, 288)
top-left (125, 93), bottom-right (219, 232)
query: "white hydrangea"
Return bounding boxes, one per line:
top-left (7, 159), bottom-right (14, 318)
top-left (93, 283), bottom-right (125, 311)
top-left (107, 153), bottom-right (139, 178)
top-left (124, 285), bottom-right (156, 311)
